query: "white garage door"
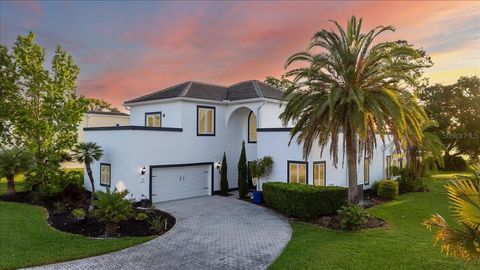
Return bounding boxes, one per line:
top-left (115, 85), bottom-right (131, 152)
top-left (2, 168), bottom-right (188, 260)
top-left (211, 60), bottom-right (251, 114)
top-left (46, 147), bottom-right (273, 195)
top-left (151, 164), bottom-right (211, 203)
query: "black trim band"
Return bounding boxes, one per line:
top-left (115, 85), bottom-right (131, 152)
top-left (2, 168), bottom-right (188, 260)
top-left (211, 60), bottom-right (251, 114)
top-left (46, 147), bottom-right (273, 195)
top-left (257, 127), bottom-right (292, 132)
top-left (84, 126), bottom-right (182, 132)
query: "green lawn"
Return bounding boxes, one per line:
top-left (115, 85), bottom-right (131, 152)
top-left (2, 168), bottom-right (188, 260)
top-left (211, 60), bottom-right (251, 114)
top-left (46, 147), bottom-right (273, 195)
top-left (270, 172), bottom-right (478, 270)
top-left (0, 180), bottom-right (153, 270)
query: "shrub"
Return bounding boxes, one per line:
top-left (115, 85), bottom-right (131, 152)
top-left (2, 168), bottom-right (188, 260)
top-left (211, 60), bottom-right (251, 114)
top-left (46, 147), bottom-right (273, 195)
top-left (72, 208), bottom-right (85, 220)
top-left (220, 152), bottom-right (229, 195)
top-left (53, 201), bottom-right (66, 214)
top-left (238, 141), bottom-right (248, 199)
top-left (92, 188), bottom-right (134, 236)
top-left (148, 216), bottom-right (167, 234)
top-left (61, 183), bottom-right (87, 206)
top-left (263, 182), bottom-right (347, 220)
top-left (338, 204), bottom-right (370, 231)
top-left (444, 156), bottom-right (468, 171)
top-left (136, 212), bottom-right (149, 221)
top-left (377, 180), bottom-right (399, 200)
top-left (37, 169), bottom-right (85, 197)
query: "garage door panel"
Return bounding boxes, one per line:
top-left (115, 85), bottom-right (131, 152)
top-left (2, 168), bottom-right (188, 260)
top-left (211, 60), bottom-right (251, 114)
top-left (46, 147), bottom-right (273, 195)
top-left (151, 164), bottom-right (210, 203)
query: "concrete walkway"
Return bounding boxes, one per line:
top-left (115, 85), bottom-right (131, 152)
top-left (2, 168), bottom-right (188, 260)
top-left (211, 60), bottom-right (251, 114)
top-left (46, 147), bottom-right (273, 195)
top-left (29, 195), bottom-right (291, 270)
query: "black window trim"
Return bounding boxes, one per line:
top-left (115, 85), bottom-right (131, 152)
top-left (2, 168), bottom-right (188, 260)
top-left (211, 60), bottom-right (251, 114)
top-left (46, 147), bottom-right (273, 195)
top-left (99, 163), bottom-right (111, 187)
top-left (364, 158), bottom-right (370, 185)
top-left (287, 160), bottom-right (308, 184)
top-left (144, 111), bottom-right (162, 127)
top-left (248, 111), bottom-right (257, 144)
top-left (313, 161), bottom-right (327, 186)
top-left (196, 105), bottom-right (216, 136)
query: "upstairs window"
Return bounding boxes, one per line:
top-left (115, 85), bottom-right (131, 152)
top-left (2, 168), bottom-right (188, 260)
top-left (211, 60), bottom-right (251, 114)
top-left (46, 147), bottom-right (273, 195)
top-left (145, 112), bottom-right (162, 127)
top-left (288, 161), bottom-right (307, 184)
top-left (313, 161), bottom-right (326, 186)
top-left (248, 112), bottom-right (257, 143)
top-left (197, 106), bottom-right (215, 136)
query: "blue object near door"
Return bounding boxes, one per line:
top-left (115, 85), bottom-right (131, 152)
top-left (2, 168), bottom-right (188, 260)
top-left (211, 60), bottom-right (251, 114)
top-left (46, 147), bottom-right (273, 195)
top-left (253, 191), bottom-right (263, 205)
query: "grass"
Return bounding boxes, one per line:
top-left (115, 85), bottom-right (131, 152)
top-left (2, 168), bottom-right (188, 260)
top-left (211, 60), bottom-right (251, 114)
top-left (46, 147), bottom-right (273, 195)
top-left (0, 178), bottom-right (153, 270)
top-left (270, 171), bottom-right (478, 270)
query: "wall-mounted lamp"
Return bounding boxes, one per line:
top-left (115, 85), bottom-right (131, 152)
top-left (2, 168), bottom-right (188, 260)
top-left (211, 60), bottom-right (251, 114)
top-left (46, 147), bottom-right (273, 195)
top-left (215, 162), bottom-right (222, 170)
top-left (141, 166), bottom-right (146, 175)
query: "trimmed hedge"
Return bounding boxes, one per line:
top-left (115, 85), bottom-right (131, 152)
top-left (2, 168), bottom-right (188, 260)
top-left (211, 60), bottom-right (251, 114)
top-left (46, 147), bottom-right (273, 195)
top-left (378, 180), bottom-right (399, 200)
top-left (263, 182), bottom-right (347, 220)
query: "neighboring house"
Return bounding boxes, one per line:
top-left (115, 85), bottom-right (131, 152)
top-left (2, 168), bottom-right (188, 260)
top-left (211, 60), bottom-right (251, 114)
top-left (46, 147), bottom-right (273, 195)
top-left (62, 111), bottom-right (130, 168)
top-left (84, 80), bottom-right (400, 203)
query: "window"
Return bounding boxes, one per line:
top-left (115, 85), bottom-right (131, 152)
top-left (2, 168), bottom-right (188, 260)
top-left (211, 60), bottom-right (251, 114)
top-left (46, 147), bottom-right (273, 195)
top-left (364, 158), bottom-right (370, 185)
top-left (386, 156), bottom-right (391, 179)
top-left (288, 161), bottom-right (307, 184)
top-left (100, 163), bottom-right (111, 187)
top-left (145, 112), bottom-right (162, 127)
top-left (197, 106), bottom-right (215, 136)
top-left (313, 161), bottom-right (326, 186)
top-left (248, 111), bottom-right (257, 143)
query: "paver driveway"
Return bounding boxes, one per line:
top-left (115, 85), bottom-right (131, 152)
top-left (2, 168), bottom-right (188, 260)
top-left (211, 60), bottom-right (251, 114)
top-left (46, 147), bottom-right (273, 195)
top-left (29, 195), bottom-right (291, 270)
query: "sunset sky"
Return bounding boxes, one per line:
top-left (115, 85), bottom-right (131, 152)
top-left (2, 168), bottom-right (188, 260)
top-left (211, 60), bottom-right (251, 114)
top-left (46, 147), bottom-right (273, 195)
top-left (1, 1), bottom-right (479, 108)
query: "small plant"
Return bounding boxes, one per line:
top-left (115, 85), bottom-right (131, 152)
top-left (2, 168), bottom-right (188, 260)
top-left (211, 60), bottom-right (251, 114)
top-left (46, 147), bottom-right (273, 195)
top-left (148, 216), bottom-right (167, 234)
top-left (72, 208), bottom-right (86, 220)
top-left (377, 180), bottom-right (399, 200)
top-left (136, 212), bottom-right (149, 221)
top-left (92, 188), bottom-right (134, 236)
top-left (338, 204), bottom-right (370, 231)
top-left (53, 202), bottom-right (66, 215)
top-left (250, 155), bottom-right (274, 189)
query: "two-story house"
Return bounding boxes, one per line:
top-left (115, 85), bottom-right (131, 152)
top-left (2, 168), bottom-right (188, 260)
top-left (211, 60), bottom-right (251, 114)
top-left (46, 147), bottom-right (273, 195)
top-left (84, 80), bottom-right (398, 203)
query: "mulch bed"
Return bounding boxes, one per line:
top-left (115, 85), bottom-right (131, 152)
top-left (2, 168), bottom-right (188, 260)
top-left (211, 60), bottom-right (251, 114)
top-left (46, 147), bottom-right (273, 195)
top-left (0, 191), bottom-right (175, 238)
top-left (310, 214), bottom-right (386, 230)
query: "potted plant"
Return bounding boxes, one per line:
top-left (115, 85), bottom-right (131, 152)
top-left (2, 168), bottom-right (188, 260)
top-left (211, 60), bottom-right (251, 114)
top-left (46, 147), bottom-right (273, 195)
top-left (250, 156), bottom-right (273, 204)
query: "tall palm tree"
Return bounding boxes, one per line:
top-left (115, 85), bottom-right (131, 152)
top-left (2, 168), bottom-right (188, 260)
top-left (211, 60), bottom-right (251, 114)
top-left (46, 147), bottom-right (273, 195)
top-left (280, 16), bottom-right (430, 203)
top-left (72, 142), bottom-right (103, 193)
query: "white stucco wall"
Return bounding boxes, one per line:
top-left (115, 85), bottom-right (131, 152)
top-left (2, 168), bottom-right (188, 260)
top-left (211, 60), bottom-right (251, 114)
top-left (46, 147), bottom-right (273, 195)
top-left (129, 101), bottom-right (182, 128)
top-left (257, 131), bottom-right (393, 189)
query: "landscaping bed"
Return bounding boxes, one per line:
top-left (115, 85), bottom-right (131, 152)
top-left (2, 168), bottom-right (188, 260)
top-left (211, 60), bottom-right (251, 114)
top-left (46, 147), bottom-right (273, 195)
top-left (0, 191), bottom-right (175, 238)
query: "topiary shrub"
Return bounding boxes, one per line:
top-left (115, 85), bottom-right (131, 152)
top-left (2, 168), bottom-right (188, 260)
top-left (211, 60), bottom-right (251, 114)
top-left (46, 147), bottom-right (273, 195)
top-left (263, 182), bottom-right (347, 220)
top-left (220, 152), bottom-right (229, 196)
top-left (237, 141), bottom-right (248, 199)
top-left (92, 188), bottom-right (134, 236)
top-left (377, 180), bottom-right (399, 200)
top-left (338, 204), bottom-right (370, 231)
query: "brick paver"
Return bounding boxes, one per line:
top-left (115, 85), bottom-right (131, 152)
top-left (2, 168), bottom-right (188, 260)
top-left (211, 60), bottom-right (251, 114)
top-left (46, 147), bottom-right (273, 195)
top-left (28, 195), bottom-right (291, 270)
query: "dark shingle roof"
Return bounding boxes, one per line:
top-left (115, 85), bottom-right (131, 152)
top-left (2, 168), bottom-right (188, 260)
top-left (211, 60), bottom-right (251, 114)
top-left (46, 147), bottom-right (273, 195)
top-left (124, 80), bottom-right (285, 104)
top-left (86, 111), bottom-right (129, 116)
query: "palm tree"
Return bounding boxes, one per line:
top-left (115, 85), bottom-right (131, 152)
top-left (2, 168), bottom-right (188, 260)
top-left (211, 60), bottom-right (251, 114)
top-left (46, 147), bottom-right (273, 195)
top-left (0, 148), bottom-right (33, 194)
top-left (72, 142), bottom-right (103, 193)
top-left (280, 16), bottom-right (430, 203)
top-left (423, 167), bottom-right (480, 260)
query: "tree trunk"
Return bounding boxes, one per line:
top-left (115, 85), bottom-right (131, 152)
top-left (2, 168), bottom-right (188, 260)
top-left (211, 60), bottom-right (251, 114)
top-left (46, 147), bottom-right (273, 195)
top-left (345, 131), bottom-right (359, 204)
top-left (85, 163), bottom-right (95, 212)
top-left (85, 163), bottom-right (95, 193)
top-left (6, 174), bottom-right (16, 194)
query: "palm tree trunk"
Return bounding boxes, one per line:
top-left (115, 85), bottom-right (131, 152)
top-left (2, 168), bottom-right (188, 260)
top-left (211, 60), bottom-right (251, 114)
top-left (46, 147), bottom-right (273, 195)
top-left (345, 130), bottom-right (359, 204)
top-left (85, 163), bottom-right (95, 193)
top-left (6, 174), bottom-right (15, 194)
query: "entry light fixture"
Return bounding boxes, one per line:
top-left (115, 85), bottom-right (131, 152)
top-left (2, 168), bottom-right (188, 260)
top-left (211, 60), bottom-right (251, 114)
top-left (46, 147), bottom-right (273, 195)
top-left (215, 162), bottom-right (222, 169)
top-left (141, 166), bottom-right (146, 175)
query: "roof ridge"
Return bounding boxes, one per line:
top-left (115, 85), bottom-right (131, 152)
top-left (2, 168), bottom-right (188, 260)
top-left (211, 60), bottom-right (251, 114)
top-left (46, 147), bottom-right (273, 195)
top-left (180, 81), bottom-right (193, 97)
top-left (227, 80), bottom-right (255, 88)
top-left (252, 80), bottom-right (264, 97)
top-left (190, 80), bottom-right (228, 89)
top-left (125, 81), bottom-right (190, 103)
